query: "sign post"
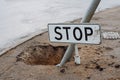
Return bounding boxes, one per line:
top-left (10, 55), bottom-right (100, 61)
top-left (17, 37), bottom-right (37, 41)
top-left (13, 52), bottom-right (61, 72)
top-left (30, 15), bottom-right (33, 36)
top-left (48, 24), bottom-right (101, 65)
top-left (48, 0), bottom-right (101, 67)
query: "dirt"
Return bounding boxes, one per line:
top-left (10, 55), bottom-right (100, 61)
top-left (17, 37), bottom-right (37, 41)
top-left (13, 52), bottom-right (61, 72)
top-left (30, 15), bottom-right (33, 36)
top-left (0, 6), bottom-right (120, 80)
top-left (16, 44), bottom-right (67, 65)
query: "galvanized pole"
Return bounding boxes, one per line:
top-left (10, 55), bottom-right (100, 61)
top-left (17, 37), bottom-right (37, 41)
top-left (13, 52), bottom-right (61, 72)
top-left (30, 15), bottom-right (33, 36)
top-left (81, 0), bottom-right (101, 23)
top-left (74, 44), bottom-right (80, 64)
top-left (56, 0), bottom-right (101, 67)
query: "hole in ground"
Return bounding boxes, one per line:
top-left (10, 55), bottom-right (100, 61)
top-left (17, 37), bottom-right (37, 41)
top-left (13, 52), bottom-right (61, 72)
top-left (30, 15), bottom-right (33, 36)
top-left (16, 44), bottom-right (67, 65)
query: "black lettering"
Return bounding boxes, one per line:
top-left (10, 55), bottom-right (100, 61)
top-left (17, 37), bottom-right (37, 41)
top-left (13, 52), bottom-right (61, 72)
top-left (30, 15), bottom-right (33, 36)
top-left (84, 27), bottom-right (93, 41)
top-left (54, 26), bottom-right (62, 40)
top-left (63, 27), bottom-right (71, 40)
top-left (73, 27), bottom-right (82, 40)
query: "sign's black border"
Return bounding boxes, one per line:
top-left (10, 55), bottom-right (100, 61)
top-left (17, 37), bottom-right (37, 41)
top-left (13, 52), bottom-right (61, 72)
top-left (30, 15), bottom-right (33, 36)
top-left (47, 23), bottom-right (102, 45)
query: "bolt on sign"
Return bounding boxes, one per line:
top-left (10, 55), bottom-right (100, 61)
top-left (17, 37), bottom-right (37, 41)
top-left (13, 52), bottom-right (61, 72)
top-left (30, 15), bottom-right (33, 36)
top-left (48, 24), bottom-right (101, 44)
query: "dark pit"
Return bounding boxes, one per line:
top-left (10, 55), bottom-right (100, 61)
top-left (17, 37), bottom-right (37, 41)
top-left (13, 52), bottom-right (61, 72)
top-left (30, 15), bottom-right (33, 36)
top-left (114, 64), bottom-right (120, 68)
top-left (95, 65), bottom-right (104, 71)
top-left (16, 44), bottom-right (67, 65)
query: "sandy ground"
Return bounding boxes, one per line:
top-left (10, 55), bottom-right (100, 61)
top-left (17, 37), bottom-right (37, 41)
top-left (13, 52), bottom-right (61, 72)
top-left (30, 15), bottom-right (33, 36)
top-left (0, 6), bottom-right (120, 80)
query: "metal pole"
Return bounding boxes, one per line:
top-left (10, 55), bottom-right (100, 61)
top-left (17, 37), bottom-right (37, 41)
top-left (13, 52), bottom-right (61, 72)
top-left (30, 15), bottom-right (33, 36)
top-left (56, 44), bottom-right (75, 67)
top-left (57, 0), bottom-right (101, 67)
top-left (74, 44), bottom-right (80, 64)
top-left (81, 0), bottom-right (101, 23)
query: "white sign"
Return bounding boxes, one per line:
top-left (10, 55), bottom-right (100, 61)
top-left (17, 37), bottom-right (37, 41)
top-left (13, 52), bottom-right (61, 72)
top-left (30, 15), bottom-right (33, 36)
top-left (48, 24), bottom-right (101, 44)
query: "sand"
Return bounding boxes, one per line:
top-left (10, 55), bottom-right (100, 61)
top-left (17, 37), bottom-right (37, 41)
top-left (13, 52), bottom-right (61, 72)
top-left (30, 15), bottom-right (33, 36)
top-left (0, 6), bottom-right (120, 80)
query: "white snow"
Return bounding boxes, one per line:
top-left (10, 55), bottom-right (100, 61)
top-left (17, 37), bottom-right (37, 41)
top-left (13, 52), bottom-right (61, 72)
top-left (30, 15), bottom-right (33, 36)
top-left (0, 0), bottom-right (120, 54)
